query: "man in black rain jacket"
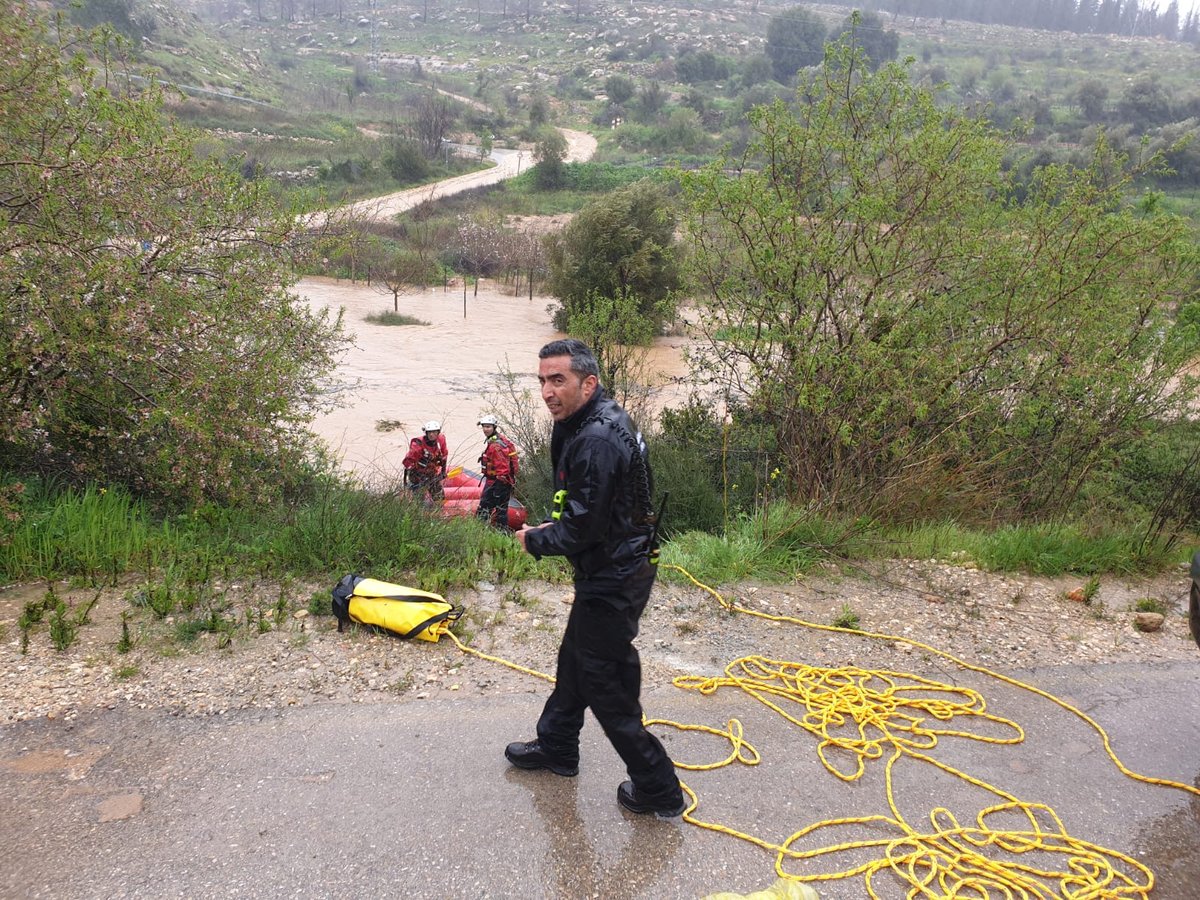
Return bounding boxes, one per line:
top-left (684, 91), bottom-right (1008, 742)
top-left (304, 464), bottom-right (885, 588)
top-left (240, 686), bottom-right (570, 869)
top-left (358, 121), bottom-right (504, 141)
top-left (506, 338), bottom-right (686, 819)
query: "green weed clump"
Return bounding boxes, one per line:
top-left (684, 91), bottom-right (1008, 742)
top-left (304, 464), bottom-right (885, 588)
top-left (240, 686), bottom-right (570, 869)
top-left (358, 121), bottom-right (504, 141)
top-left (664, 503), bottom-right (867, 585)
top-left (17, 584), bottom-right (94, 652)
top-left (117, 613), bottom-right (134, 654)
top-left (48, 597), bottom-right (78, 651)
top-left (831, 604), bottom-right (861, 631)
top-left (364, 311), bottom-right (429, 327)
top-left (1133, 597), bottom-right (1168, 615)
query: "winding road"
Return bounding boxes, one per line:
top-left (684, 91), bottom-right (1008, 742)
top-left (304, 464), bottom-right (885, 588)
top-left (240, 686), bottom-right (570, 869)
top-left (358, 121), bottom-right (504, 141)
top-left (307, 128), bottom-right (597, 227)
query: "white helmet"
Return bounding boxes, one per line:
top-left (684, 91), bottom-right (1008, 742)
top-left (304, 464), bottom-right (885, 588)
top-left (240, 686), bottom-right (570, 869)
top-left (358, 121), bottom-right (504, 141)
top-left (423, 420), bottom-right (442, 432)
top-left (478, 414), bottom-right (499, 426)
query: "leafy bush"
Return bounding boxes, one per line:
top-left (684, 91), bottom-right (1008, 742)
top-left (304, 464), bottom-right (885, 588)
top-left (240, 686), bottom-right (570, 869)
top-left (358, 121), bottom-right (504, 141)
top-left (678, 48), bottom-right (1198, 521)
top-left (383, 138), bottom-right (432, 184)
top-left (0, 9), bottom-right (348, 506)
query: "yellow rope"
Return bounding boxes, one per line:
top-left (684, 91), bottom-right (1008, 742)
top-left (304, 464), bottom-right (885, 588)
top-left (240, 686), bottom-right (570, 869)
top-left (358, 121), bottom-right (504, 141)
top-left (441, 565), bottom-right (1191, 898)
top-left (661, 563), bottom-right (1200, 798)
top-left (444, 628), bottom-right (555, 683)
top-left (649, 563), bottom-right (1193, 898)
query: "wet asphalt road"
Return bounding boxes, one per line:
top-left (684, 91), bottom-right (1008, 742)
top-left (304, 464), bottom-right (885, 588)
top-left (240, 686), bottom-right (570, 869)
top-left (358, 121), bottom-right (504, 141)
top-left (2, 659), bottom-right (1197, 899)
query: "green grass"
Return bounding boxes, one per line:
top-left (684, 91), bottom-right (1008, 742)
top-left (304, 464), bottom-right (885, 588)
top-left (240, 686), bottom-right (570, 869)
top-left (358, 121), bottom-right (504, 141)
top-left (1133, 596), bottom-right (1169, 614)
top-left (888, 521), bottom-right (1176, 576)
top-left (660, 505), bottom-right (1189, 587)
top-left (0, 478), bottom-right (551, 590)
top-left (662, 502), bottom-right (872, 584)
top-left (831, 603), bottom-right (861, 631)
top-left (1, 482), bottom-right (151, 582)
top-left (5, 478), bottom-right (1191, 624)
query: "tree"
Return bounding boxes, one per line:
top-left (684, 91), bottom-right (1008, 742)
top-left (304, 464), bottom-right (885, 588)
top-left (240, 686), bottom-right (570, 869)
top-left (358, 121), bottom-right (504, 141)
top-left (830, 11), bottom-right (899, 72)
top-left (1116, 75), bottom-right (1174, 134)
top-left (676, 50), bottom-right (732, 85)
top-left (532, 127), bottom-right (568, 189)
top-left (374, 251), bottom-right (435, 312)
top-left (605, 74), bottom-right (636, 105)
top-left (528, 94), bottom-right (550, 128)
top-left (1160, 0), bottom-right (1181, 39)
top-left (412, 90), bottom-right (456, 157)
top-left (0, 6), bottom-right (348, 505)
top-left (545, 179), bottom-right (681, 333)
top-left (677, 48), bottom-right (1198, 521)
top-left (1075, 79), bottom-right (1109, 122)
top-left (383, 137), bottom-right (431, 183)
top-left (456, 214), bottom-right (502, 300)
top-left (564, 289), bottom-right (661, 421)
top-left (517, 229), bottom-right (548, 301)
top-left (740, 54), bottom-right (775, 89)
top-left (633, 81), bottom-right (667, 124)
top-left (766, 6), bottom-right (826, 83)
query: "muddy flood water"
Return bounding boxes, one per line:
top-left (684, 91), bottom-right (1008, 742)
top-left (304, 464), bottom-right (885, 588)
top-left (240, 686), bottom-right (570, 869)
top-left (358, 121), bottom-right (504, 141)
top-left (300, 276), bottom-right (692, 484)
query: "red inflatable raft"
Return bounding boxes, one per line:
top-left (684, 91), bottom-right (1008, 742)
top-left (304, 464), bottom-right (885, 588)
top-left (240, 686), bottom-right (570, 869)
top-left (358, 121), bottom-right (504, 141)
top-left (441, 468), bottom-right (527, 530)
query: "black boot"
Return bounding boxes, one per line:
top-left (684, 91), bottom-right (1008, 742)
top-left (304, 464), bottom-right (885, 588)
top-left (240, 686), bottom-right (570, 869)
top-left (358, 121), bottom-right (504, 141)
top-left (504, 740), bottom-right (578, 777)
top-left (616, 780), bottom-right (686, 819)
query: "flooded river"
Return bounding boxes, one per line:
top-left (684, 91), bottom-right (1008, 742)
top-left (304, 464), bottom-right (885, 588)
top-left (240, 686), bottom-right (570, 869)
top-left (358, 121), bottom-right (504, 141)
top-left (301, 276), bottom-right (691, 483)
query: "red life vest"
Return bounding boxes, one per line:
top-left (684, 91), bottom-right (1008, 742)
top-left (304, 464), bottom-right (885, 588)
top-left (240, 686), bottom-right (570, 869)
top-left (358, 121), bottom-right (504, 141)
top-left (404, 433), bottom-right (448, 477)
top-left (479, 433), bottom-right (519, 484)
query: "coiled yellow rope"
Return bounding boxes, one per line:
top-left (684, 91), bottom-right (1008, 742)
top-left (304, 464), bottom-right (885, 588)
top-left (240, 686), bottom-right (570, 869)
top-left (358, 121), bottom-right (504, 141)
top-left (442, 565), bottom-right (1194, 898)
top-left (651, 563), bottom-right (1196, 898)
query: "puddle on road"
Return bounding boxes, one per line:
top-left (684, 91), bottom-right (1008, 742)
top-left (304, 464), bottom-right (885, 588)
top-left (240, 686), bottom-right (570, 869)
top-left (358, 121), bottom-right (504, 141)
top-left (1131, 771), bottom-right (1200, 897)
top-left (301, 276), bottom-right (692, 483)
top-left (1, 746), bottom-right (108, 780)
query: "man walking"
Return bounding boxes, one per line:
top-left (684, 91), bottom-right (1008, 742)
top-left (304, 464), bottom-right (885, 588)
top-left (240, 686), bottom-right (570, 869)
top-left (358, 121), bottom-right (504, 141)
top-left (506, 339), bottom-right (685, 819)
top-left (476, 414), bottom-right (518, 530)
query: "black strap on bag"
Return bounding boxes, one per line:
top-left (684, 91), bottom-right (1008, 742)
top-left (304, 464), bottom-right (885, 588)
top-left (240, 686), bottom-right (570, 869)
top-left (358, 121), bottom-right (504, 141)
top-left (332, 573), bottom-right (360, 632)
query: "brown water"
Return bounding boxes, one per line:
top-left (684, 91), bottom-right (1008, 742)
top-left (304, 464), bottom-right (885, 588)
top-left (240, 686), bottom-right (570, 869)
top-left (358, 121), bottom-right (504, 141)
top-left (301, 276), bottom-right (691, 482)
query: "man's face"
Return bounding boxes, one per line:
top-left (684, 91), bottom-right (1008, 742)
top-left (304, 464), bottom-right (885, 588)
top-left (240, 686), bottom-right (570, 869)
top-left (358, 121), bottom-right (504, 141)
top-left (538, 354), bottom-right (597, 422)
top-left (480, 424), bottom-right (496, 438)
top-left (424, 430), bottom-right (440, 443)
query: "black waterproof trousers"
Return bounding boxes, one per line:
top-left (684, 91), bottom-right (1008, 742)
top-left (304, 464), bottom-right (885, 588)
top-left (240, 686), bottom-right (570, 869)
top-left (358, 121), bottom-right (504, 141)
top-left (536, 562), bottom-right (683, 804)
top-left (476, 480), bottom-right (512, 530)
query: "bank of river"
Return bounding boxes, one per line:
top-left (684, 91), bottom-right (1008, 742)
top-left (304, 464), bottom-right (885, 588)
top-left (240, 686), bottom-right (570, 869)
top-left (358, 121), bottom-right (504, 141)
top-left (302, 276), bottom-right (691, 482)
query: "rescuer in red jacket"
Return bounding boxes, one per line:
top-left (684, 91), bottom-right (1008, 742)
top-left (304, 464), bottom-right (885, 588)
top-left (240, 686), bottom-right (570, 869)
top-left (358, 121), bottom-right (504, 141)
top-left (403, 420), bottom-right (448, 503)
top-left (476, 414), bottom-right (518, 530)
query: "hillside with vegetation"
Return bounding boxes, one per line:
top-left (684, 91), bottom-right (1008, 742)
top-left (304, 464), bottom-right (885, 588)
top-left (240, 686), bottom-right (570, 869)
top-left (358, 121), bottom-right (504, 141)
top-left (3, 0), bottom-right (1200, 618)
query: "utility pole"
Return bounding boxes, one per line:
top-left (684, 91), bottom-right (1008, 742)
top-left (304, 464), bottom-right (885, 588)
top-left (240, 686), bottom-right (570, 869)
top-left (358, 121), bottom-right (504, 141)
top-left (369, 0), bottom-right (380, 73)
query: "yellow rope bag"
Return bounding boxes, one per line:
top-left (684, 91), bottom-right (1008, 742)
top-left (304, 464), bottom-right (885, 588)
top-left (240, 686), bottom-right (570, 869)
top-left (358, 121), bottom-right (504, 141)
top-left (331, 574), bottom-right (461, 642)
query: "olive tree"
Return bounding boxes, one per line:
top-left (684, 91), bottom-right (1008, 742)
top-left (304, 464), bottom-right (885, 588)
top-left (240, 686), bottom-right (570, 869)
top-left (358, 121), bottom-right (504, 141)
top-left (766, 6), bottom-right (826, 83)
top-left (830, 11), bottom-right (899, 71)
top-left (678, 49), bottom-right (1198, 520)
top-left (0, 8), bottom-right (348, 505)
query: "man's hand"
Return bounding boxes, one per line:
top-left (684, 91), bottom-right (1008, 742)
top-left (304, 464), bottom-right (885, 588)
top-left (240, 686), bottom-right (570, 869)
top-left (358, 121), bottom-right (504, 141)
top-left (515, 521), bottom-right (552, 553)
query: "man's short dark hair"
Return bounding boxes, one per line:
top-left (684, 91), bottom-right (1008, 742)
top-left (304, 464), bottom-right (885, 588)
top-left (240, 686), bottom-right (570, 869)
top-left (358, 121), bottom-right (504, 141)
top-left (539, 338), bottom-right (600, 379)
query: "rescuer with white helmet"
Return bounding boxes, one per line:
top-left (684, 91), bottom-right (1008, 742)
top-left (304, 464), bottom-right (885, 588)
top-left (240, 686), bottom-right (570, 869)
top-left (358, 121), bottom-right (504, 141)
top-left (402, 420), bottom-right (449, 503)
top-left (476, 414), bottom-right (519, 530)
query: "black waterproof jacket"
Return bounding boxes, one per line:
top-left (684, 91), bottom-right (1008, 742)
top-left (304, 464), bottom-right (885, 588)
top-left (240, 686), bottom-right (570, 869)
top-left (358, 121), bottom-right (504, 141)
top-left (525, 387), bottom-right (654, 587)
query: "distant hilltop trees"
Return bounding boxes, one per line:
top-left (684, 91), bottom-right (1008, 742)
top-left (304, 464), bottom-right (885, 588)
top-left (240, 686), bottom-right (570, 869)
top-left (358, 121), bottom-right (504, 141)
top-left (876, 0), bottom-right (1200, 44)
